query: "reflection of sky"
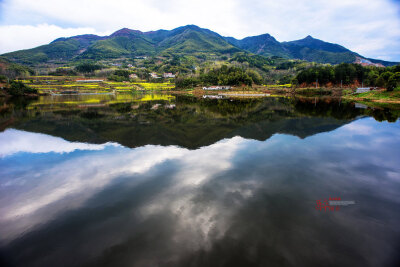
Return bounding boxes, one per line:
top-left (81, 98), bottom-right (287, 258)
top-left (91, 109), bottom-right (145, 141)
top-left (0, 129), bottom-right (120, 157)
top-left (1, 118), bottom-right (400, 266)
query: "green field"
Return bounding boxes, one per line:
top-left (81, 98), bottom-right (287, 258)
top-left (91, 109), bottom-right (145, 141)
top-left (16, 77), bottom-right (176, 94)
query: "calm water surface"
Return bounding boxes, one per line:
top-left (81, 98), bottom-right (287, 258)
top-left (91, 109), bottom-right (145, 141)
top-left (0, 95), bottom-right (400, 267)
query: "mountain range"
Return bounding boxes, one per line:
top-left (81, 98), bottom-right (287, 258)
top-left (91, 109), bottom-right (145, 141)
top-left (2, 25), bottom-right (397, 66)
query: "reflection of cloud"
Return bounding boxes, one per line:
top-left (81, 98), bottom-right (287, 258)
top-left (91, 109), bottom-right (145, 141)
top-left (341, 122), bottom-right (374, 135)
top-left (0, 129), bottom-right (119, 157)
top-left (0, 131), bottom-right (245, 242)
top-left (139, 137), bottom-right (246, 247)
top-left (1, 118), bottom-right (400, 267)
top-left (0, 145), bottom-right (184, 223)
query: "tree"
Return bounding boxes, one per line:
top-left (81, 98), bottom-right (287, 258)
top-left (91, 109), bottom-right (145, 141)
top-left (246, 70), bottom-right (263, 84)
top-left (387, 72), bottom-right (400, 91)
top-left (366, 71), bottom-right (379, 86)
top-left (334, 63), bottom-right (356, 85)
top-left (75, 63), bottom-right (103, 73)
top-left (7, 81), bottom-right (37, 96)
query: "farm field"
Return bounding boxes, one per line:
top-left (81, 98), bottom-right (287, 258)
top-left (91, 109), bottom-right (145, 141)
top-left (16, 76), bottom-right (175, 94)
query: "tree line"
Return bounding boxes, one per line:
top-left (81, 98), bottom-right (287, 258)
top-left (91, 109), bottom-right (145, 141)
top-left (295, 63), bottom-right (400, 91)
top-left (176, 65), bottom-right (263, 88)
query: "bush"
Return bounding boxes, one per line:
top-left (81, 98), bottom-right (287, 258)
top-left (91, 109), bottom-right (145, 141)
top-left (387, 72), bottom-right (400, 91)
top-left (49, 68), bottom-right (77, 76)
top-left (175, 77), bottom-right (199, 88)
top-left (200, 65), bottom-right (253, 86)
top-left (75, 63), bottom-right (103, 73)
top-left (7, 81), bottom-right (37, 96)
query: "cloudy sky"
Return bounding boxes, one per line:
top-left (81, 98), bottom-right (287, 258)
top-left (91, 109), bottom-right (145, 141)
top-left (0, 0), bottom-right (399, 61)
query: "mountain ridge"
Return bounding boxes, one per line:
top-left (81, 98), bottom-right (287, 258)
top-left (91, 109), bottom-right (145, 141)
top-left (2, 25), bottom-right (398, 66)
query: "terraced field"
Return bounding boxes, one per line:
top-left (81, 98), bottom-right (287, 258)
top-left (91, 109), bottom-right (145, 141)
top-left (16, 76), bottom-right (175, 94)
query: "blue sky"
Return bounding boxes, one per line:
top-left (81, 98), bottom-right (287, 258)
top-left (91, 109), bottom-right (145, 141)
top-left (0, 0), bottom-right (399, 61)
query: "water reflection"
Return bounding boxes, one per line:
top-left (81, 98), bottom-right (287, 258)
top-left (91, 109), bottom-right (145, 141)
top-left (1, 117), bottom-right (400, 267)
top-left (0, 129), bottom-right (119, 157)
top-left (2, 95), bottom-right (382, 149)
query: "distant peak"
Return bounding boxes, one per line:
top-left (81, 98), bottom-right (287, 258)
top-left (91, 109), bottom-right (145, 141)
top-left (305, 35), bottom-right (314, 39)
top-left (241, 33), bottom-right (276, 41)
top-left (257, 33), bottom-right (272, 38)
top-left (182, 24), bottom-right (201, 29)
top-left (175, 25), bottom-right (202, 32)
top-left (111, 28), bottom-right (142, 37)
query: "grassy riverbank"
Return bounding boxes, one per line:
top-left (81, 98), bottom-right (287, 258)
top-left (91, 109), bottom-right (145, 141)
top-left (342, 88), bottom-right (400, 103)
top-left (3, 75), bottom-right (400, 105)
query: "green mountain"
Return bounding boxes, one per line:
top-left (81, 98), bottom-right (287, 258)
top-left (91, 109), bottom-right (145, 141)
top-left (284, 35), bottom-right (351, 53)
top-left (225, 34), bottom-right (288, 58)
top-left (3, 25), bottom-right (238, 63)
top-left (2, 25), bottom-right (397, 66)
top-left (282, 36), bottom-right (360, 64)
top-left (226, 34), bottom-right (397, 66)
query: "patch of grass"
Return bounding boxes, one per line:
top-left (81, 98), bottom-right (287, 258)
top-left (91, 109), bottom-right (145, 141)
top-left (295, 88), bottom-right (332, 96)
top-left (349, 88), bottom-right (400, 101)
top-left (134, 82), bottom-right (175, 90)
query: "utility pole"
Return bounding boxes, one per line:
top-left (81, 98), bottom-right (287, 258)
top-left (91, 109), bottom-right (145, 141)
top-left (316, 79), bottom-right (318, 89)
top-left (341, 80), bottom-right (342, 88)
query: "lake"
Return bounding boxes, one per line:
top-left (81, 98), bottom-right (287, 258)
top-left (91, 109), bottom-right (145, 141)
top-left (0, 94), bottom-right (400, 267)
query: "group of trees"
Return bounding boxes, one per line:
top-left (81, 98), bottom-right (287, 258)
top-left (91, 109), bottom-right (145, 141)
top-left (0, 59), bottom-right (35, 79)
top-left (229, 53), bottom-right (273, 71)
top-left (75, 63), bottom-right (103, 73)
top-left (176, 65), bottom-right (263, 88)
top-left (200, 65), bottom-right (256, 86)
top-left (48, 67), bottom-right (77, 76)
top-left (295, 63), bottom-right (400, 90)
top-left (108, 70), bottom-right (131, 82)
top-left (6, 81), bottom-right (38, 96)
top-left (47, 63), bottom-right (104, 76)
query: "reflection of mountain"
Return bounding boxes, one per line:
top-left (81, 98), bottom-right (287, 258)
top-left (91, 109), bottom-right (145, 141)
top-left (1, 96), bottom-right (362, 149)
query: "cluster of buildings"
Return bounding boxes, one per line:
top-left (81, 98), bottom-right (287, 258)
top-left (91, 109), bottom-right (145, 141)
top-left (202, 86), bottom-right (232, 90)
top-left (149, 73), bottom-right (176, 79)
top-left (163, 73), bottom-right (176, 78)
top-left (76, 79), bottom-right (105, 83)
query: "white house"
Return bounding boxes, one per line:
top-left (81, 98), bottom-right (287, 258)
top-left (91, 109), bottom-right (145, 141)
top-left (76, 79), bottom-right (104, 83)
top-left (356, 87), bottom-right (371, 93)
top-left (150, 73), bottom-right (160, 79)
top-left (163, 73), bottom-right (176, 78)
top-left (203, 86), bottom-right (231, 90)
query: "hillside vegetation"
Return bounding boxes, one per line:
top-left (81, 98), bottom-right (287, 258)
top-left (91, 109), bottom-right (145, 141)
top-left (2, 25), bottom-right (397, 67)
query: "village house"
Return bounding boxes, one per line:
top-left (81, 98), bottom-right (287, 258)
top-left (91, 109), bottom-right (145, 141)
top-left (129, 74), bottom-right (138, 79)
top-left (150, 73), bottom-right (160, 79)
top-left (202, 86), bottom-right (231, 90)
top-left (163, 73), bottom-right (176, 78)
top-left (356, 87), bottom-right (371, 93)
top-left (76, 79), bottom-right (104, 83)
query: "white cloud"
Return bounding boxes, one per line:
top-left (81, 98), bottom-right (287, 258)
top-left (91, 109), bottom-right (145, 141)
top-left (0, 24), bottom-right (110, 54)
top-left (0, 0), bottom-right (399, 60)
